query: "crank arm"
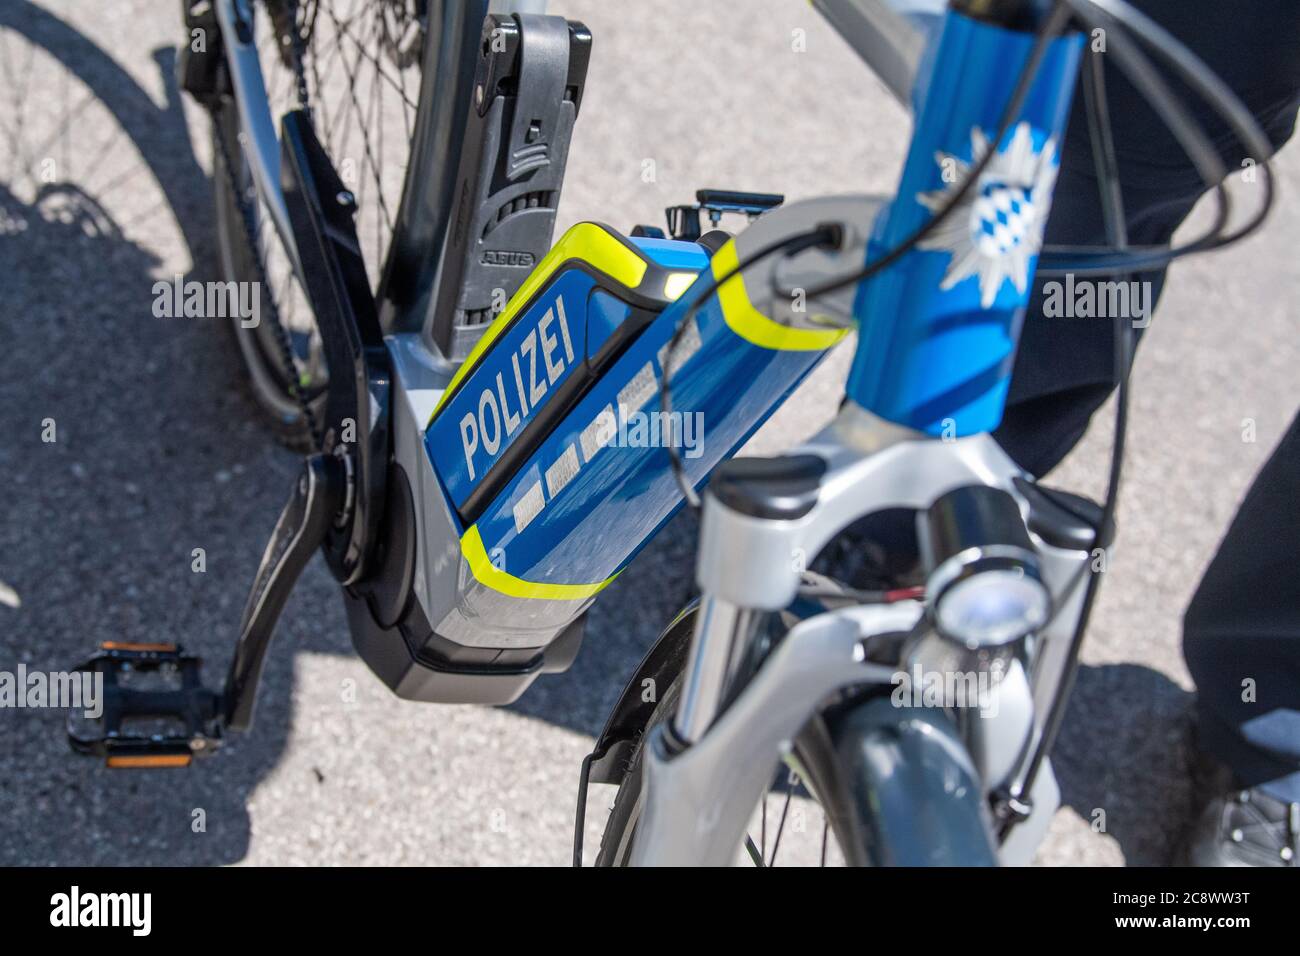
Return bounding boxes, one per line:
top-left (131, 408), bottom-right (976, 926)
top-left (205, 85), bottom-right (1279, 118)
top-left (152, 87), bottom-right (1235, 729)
top-left (280, 109), bottom-right (391, 586)
top-left (223, 453), bottom-right (345, 730)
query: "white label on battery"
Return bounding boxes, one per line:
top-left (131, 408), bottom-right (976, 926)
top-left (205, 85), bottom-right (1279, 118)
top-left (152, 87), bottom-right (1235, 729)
top-left (580, 404), bottom-right (617, 464)
top-left (545, 444), bottom-right (581, 498)
top-left (512, 479), bottom-right (546, 534)
top-left (657, 317), bottom-right (703, 378)
top-left (618, 362), bottom-right (658, 419)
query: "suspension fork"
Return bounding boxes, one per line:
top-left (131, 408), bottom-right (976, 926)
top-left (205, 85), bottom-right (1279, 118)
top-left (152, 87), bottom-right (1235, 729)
top-left (642, 410), bottom-right (1097, 863)
top-left (673, 597), bottom-right (762, 743)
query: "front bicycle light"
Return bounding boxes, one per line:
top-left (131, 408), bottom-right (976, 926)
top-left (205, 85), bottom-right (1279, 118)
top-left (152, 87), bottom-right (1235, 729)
top-left (915, 485), bottom-right (1051, 677)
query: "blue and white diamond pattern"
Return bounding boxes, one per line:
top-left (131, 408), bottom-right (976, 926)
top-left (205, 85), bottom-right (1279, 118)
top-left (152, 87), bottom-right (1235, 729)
top-left (975, 183), bottom-right (1034, 258)
top-left (918, 123), bottom-right (1059, 308)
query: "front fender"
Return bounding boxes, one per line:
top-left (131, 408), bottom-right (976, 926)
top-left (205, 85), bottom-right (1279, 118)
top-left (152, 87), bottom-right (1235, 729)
top-left (819, 695), bottom-right (999, 866)
top-left (585, 601), bottom-right (697, 786)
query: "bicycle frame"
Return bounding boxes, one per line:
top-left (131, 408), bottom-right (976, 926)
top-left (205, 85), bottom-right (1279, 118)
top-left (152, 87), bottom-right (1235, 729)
top-left (356, 194), bottom-right (878, 701)
top-left (213, 0), bottom-right (1096, 863)
top-left (215, 0), bottom-right (305, 285)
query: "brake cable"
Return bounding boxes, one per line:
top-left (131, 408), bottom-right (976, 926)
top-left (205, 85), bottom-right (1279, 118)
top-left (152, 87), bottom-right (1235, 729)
top-left (1001, 0), bottom-right (1278, 828)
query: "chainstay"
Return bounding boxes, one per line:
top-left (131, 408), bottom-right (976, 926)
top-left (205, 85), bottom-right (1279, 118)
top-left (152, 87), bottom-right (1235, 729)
top-left (212, 116), bottom-right (324, 450)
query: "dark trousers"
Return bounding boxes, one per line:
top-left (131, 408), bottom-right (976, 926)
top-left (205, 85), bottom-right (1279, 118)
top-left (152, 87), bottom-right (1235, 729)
top-left (992, 1), bottom-right (1300, 800)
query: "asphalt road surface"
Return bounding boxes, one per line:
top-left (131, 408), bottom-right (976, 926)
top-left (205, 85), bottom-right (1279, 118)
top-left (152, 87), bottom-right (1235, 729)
top-left (2, 0), bottom-right (1298, 866)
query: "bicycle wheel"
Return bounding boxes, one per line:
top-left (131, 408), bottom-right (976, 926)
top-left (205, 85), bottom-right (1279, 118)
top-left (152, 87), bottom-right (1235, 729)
top-left (211, 0), bottom-right (427, 449)
top-left (593, 608), bottom-right (862, 867)
top-left (593, 601), bottom-right (1003, 867)
top-left (594, 674), bottom-right (870, 866)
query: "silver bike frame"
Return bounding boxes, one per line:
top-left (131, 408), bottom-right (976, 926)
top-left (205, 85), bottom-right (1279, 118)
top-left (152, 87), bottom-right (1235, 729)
top-left (812, 0), bottom-right (946, 104)
top-left (630, 409), bottom-right (1094, 865)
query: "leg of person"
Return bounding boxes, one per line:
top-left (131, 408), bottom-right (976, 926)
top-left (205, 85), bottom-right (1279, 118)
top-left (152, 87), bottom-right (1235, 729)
top-left (990, 0), bottom-right (1300, 866)
top-left (1183, 412), bottom-right (1300, 866)
top-left (996, 0), bottom-right (1300, 475)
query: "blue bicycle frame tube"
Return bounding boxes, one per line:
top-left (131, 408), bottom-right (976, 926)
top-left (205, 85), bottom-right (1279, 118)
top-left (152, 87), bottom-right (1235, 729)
top-left (424, 227), bottom-right (843, 601)
top-left (847, 6), bottom-right (1083, 436)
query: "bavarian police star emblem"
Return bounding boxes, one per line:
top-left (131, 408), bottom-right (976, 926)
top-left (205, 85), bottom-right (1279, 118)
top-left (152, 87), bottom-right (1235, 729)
top-left (918, 122), bottom-right (1059, 308)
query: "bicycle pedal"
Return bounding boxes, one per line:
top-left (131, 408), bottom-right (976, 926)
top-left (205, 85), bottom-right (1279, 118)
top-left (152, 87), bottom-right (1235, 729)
top-left (67, 642), bottom-right (223, 767)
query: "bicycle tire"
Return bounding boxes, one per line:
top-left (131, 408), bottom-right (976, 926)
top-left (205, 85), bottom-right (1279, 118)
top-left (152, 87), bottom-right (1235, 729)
top-left (212, 98), bottom-right (324, 450)
top-left (209, 0), bottom-right (430, 449)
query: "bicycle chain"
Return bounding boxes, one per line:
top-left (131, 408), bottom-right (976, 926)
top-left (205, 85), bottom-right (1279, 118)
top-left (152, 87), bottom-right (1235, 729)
top-left (285, 0), bottom-right (312, 114)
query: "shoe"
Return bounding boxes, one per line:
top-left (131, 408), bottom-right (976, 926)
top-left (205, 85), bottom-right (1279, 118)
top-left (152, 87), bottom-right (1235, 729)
top-left (1186, 757), bottom-right (1299, 867)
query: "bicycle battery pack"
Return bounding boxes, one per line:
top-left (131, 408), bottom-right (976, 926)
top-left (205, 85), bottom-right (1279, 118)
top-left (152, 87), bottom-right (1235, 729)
top-left (349, 195), bottom-right (878, 706)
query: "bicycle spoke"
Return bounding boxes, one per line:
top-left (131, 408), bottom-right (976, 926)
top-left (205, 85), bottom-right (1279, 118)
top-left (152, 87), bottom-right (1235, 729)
top-left (330, 13), bottom-right (420, 112)
top-left (324, 7), bottom-right (396, 238)
top-left (328, 21), bottom-right (371, 176)
top-left (233, 0), bottom-right (421, 389)
top-left (767, 771), bottom-right (797, 867)
top-left (309, 30), bottom-right (337, 141)
top-left (365, 14), bottom-right (384, 264)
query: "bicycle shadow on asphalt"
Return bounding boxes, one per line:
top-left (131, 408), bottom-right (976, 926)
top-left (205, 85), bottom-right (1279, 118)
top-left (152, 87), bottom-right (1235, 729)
top-left (1052, 661), bottom-right (1197, 865)
top-left (0, 1), bottom-right (346, 865)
